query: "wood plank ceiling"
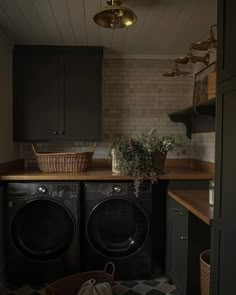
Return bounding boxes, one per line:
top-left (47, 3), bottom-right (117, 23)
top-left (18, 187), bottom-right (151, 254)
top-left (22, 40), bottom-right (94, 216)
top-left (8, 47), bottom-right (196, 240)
top-left (0, 0), bottom-right (217, 56)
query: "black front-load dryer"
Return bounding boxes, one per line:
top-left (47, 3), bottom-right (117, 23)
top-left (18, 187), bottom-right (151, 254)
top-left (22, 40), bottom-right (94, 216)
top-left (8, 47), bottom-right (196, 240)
top-left (81, 182), bottom-right (152, 280)
top-left (7, 182), bottom-right (80, 284)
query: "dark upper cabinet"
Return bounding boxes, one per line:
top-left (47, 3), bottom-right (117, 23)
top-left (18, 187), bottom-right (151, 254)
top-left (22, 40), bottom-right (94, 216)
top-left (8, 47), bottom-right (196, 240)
top-left (13, 46), bottom-right (103, 141)
top-left (13, 47), bottom-right (60, 141)
top-left (63, 51), bottom-right (102, 141)
top-left (218, 0), bottom-right (236, 83)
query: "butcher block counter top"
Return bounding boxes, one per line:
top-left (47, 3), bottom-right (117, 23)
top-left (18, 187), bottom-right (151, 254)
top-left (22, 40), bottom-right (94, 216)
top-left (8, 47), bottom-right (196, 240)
top-left (0, 167), bottom-right (213, 181)
top-left (168, 189), bottom-right (213, 225)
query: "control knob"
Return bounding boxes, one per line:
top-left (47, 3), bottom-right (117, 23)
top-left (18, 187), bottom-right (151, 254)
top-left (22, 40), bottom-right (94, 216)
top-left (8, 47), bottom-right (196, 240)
top-left (38, 186), bottom-right (47, 194)
top-left (113, 185), bottom-right (122, 193)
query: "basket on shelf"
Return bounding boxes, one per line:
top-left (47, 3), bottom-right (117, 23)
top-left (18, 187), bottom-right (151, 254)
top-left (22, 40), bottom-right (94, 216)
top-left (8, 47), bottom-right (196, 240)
top-left (45, 262), bottom-right (115, 295)
top-left (208, 71), bottom-right (216, 100)
top-left (200, 250), bottom-right (210, 295)
top-left (32, 144), bottom-right (96, 173)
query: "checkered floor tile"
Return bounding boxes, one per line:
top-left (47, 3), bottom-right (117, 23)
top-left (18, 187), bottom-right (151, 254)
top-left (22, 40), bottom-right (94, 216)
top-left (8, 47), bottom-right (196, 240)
top-left (0, 278), bottom-right (176, 295)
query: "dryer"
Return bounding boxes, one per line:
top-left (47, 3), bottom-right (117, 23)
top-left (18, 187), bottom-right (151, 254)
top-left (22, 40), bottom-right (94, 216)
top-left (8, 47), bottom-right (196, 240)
top-left (81, 182), bottom-right (152, 280)
top-left (7, 182), bottom-right (80, 284)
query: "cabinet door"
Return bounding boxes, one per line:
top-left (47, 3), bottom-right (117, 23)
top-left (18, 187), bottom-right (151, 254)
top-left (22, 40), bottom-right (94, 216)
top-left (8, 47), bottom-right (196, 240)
top-left (13, 47), bottom-right (61, 141)
top-left (63, 50), bottom-right (102, 140)
top-left (218, 0), bottom-right (236, 83)
top-left (168, 198), bottom-right (188, 295)
top-left (212, 79), bottom-right (236, 295)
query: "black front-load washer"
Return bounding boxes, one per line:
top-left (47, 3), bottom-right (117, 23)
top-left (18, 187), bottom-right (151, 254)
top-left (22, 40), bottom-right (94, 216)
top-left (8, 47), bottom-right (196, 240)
top-left (7, 182), bottom-right (80, 283)
top-left (81, 182), bottom-right (152, 280)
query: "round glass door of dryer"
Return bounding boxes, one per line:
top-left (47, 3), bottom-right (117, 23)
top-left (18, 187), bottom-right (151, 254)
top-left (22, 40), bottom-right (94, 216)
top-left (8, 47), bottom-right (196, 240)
top-left (87, 198), bottom-right (149, 258)
top-left (11, 199), bottom-right (75, 260)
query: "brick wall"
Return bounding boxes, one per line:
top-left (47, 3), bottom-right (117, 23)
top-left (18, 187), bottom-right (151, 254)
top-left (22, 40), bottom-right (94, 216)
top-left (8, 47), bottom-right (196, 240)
top-left (103, 59), bottom-right (193, 138)
top-left (191, 132), bottom-right (215, 163)
top-left (191, 56), bottom-right (216, 163)
top-left (23, 58), bottom-right (194, 168)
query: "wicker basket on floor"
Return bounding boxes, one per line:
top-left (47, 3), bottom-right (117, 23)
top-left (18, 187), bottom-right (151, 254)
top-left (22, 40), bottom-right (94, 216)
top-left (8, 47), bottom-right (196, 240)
top-left (32, 144), bottom-right (96, 173)
top-left (45, 262), bottom-right (115, 295)
top-left (200, 250), bottom-right (210, 295)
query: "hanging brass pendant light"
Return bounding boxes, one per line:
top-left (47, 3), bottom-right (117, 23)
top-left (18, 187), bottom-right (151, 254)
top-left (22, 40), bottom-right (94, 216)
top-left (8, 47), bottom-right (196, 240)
top-left (192, 25), bottom-right (217, 51)
top-left (93, 0), bottom-right (137, 29)
top-left (175, 47), bottom-right (210, 66)
top-left (163, 64), bottom-right (190, 77)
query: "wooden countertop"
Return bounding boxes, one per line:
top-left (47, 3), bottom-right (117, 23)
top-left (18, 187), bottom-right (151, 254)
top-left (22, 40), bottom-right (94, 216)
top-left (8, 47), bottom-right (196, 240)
top-left (0, 167), bottom-right (213, 181)
top-left (168, 189), bottom-right (213, 225)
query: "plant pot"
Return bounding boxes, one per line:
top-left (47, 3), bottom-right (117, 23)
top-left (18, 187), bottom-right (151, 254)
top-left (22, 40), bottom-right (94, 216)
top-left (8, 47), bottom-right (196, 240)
top-left (151, 151), bottom-right (167, 174)
top-left (111, 149), bottom-right (122, 174)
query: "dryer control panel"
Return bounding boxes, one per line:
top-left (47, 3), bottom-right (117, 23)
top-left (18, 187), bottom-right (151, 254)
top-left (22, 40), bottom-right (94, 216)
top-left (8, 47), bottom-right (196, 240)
top-left (8, 182), bottom-right (80, 200)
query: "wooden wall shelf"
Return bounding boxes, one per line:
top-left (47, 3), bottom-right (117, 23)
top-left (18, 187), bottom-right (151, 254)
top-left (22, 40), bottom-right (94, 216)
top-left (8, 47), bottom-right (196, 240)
top-left (168, 99), bottom-right (216, 138)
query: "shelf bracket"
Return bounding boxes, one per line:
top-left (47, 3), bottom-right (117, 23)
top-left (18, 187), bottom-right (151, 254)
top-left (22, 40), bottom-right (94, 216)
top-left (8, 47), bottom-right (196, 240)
top-left (168, 114), bottom-right (192, 139)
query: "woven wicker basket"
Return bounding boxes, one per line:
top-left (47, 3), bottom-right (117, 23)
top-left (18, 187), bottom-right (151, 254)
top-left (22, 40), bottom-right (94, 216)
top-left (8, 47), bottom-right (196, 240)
top-left (45, 262), bottom-right (115, 295)
top-left (32, 144), bottom-right (95, 173)
top-left (200, 250), bottom-right (210, 295)
top-left (208, 72), bottom-right (216, 100)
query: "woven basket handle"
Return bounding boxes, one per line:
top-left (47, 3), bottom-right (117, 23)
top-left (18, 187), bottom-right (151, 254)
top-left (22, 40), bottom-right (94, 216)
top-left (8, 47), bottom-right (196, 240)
top-left (104, 262), bottom-right (115, 279)
top-left (32, 144), bottom-right (39, 156)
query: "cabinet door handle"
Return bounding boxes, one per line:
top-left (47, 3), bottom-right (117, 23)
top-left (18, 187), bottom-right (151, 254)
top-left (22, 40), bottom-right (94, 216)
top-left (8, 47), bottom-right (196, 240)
top-left (58, 131), bottom-right (64, 135)
top-left (171, 208), bottom-right (182, 215)
top-left (52, 131), bottom-right (58, 135)
top-left (180, 236), bottom-right (188, 240)
top-left (174, 209), bottom-right (182, 215)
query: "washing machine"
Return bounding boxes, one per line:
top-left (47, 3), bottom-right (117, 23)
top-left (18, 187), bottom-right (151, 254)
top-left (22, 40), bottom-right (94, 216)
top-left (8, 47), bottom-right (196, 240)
top-left (81, 182), bottom-right (152, 280)
top-left (7, 182), bottom-right (80, 284)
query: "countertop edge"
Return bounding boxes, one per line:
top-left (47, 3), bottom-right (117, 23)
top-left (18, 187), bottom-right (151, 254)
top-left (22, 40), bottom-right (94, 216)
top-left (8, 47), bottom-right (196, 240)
top-left (168, 190), bottom-right (213, 225)
top-left (0, 168), bottom-right (214, 181)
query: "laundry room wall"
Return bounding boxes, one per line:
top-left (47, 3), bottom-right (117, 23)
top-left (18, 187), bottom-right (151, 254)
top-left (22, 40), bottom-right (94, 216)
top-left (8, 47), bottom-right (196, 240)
top-left (0, 184), bottom-right (5, 287)
top-left (190, 53), bottom-right (216, 163)
top-left (0, 30), bottom-right (21, 288)
top-left (0, 31), bottom-right (20, 164)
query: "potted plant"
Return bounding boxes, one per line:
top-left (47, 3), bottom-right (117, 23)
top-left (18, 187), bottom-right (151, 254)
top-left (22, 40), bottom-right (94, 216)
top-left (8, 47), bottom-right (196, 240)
top-left (109, 136), bottom-right (153, 196)
top-left (141, 129), bottom-right (185, 173)
top-left (110, 136), bottom-right (152, 175)
top-left (109, 132), bottom-right (185, 195)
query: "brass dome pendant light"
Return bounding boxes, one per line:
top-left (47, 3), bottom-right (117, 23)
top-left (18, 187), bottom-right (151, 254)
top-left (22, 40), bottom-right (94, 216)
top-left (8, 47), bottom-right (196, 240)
top-left (192, 24), bottom-right (217, 51)
top-left (163, 63), bottom-right (190, 77)
top-left (93, 0), bottom-right (137, 29)
top-left (175, 46), bottom-right (210, 66)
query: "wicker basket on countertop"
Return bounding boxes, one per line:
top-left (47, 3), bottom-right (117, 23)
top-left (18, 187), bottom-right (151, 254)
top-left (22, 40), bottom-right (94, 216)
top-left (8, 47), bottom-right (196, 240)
top-left (32, 144), bottom-right (96, 173)
top-left (45, 262), bottom-right (115, 295)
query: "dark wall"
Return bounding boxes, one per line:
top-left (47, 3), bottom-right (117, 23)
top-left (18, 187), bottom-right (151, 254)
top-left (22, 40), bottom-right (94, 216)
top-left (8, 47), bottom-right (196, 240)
top-left (0, 184), bottom-right (5, 287)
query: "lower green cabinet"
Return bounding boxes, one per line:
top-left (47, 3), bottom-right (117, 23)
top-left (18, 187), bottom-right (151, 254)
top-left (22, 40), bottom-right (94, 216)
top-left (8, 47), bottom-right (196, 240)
top-left (166, 196), bottom-right (211, 295)
top-left (167, 197), bottom-right (188, 295)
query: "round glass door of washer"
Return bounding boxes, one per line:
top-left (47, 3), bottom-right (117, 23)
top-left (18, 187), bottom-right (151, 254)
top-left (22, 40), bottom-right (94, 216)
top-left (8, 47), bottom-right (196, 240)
top-left (11, 199), bottom-right (75, 260)
top-left (87, 198), bottom-right (149, 258)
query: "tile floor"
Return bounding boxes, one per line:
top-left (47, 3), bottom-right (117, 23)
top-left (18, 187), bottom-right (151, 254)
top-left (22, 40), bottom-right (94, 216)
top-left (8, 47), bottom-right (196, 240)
top-left (0, 278), bottom-right (176, 295)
